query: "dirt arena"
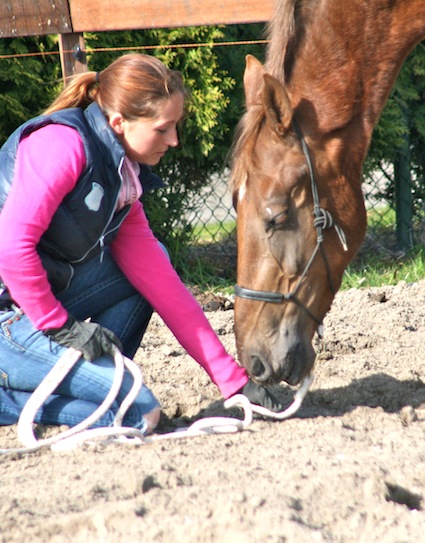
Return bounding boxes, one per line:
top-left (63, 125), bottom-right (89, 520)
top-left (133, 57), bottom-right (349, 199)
top-left (1, 279), bottom-right (425, 542)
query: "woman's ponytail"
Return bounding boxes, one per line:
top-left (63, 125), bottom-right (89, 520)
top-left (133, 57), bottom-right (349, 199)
top-left (44, 71), bottom-right (99, 114)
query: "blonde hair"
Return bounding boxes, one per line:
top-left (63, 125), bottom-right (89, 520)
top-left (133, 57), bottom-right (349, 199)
top-left (44, 53), bottom-right (186, 119)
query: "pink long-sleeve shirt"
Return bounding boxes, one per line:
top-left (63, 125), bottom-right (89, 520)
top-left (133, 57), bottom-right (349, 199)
top-left (0, 124), bottom-right (248, 398)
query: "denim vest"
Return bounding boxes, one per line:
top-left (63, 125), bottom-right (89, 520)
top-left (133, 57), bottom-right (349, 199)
top-left (0, 102), bottom-right (163, 294)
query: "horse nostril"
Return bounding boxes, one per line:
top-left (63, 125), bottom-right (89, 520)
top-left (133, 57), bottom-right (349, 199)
top-left (250, 356), bottom-right (265, 378)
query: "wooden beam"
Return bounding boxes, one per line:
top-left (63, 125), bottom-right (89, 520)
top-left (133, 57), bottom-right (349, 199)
top-left (0, 0), bottom-right (273, 38)
top-left (69, 0), bottom-right (273, 33)
top-left (58, 33), bottom-right (87, 85)
top-left (0, 0), bottom-right (72, 38)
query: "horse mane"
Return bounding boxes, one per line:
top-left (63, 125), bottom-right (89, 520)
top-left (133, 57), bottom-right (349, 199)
top-left (265, 0), bottom-right (318, 83)
top-left (265, 0), bottom-right (299, 82)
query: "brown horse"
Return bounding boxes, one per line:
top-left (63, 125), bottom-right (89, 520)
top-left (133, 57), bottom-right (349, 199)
top-left (230, 0), bottom-right (425, 387)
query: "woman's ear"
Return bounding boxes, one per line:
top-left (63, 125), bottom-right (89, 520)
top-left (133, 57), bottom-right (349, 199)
top-left (108, 112), bottom-right (126, 135)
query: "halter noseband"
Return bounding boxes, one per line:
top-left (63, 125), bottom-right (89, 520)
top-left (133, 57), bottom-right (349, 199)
top-left (234, 119), bottom-right (348, 336)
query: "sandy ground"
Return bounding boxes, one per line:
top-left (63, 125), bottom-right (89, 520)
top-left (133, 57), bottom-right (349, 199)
top-left (1, 279), bottom-right (425, 543)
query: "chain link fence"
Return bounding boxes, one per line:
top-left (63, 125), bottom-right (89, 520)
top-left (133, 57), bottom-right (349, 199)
top-left (361, 164), bottom-right (425, 258)
top-left (185, 170), bottom-right (237, 278)
top-left (184, 165), bottom-right (425, 278)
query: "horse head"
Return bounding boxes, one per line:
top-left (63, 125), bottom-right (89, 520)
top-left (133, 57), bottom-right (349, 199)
top-left (231, 55), bottom-right (367, 386)
top-left (231, 1), bottom-right (425, 387)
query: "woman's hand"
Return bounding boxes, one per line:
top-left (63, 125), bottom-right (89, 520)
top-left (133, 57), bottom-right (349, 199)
top-left (239, 380), bottom-right (282, 412)
top-left (44, 315), bottom-right (122, 361)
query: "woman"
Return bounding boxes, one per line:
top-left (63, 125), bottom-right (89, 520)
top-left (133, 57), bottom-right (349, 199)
top-left (0, 53), bottom-right (280, 433)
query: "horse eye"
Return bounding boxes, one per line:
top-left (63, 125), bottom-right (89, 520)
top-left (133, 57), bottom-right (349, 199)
top-left (265, 209), bottom-right (289, 232)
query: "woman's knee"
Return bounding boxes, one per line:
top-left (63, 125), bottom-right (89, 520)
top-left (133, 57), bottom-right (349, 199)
top-left (144, 406), bottom-right (161, 434)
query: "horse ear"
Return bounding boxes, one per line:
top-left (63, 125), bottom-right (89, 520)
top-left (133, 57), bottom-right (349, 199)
top-left (262, 73), bottom-right (293, 136)
top-left (243, 54), bottom-right (265, 107)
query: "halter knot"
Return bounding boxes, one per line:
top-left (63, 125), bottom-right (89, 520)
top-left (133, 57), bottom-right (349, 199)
top-left (314, 207), bottom-right (348, 252)
top-left (314, 207), bottom-right (334, 229)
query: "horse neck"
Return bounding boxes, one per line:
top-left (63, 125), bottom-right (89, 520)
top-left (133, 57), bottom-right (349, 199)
top-left (278, 0), bottom-right (425, 145)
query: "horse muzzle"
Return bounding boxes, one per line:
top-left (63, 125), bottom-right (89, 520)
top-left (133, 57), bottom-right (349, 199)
top-left (242, 334), bottom-right (316, 386)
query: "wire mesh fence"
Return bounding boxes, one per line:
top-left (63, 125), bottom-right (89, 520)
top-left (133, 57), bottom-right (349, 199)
top-left (361, 164), bottom-right (425, 258)
top-left (185, 170), bottom-right (238, 278)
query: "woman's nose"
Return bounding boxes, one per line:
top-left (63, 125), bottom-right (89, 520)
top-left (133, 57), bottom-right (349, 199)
top-left (165, 127), bottom-right (179, 147)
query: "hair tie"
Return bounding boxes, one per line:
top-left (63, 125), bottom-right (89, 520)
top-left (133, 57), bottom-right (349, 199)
top-left (95, 72), bottom-right (100, 84)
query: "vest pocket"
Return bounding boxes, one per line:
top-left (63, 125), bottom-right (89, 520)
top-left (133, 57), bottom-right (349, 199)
top-left (38, 250), bottom-right (74, 294)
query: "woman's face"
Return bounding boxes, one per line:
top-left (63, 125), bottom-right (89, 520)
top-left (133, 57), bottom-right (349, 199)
top-left (110, 92), bottom-right (185, 165)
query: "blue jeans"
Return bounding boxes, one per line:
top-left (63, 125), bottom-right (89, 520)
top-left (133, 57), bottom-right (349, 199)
top-left (0, 249), bottom-right (159, 430)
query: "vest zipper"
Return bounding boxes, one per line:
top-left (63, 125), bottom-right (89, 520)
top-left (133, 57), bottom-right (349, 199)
top-left (99, 236), bottom-right (105, 262)
top-left (98, 155), bottom-right (124, 263)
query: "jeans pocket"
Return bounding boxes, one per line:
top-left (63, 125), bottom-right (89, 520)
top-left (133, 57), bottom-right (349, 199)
top-left (0, 307), bottom-right (26, 343)
top-left (0, 367), bottom-right (10, 388)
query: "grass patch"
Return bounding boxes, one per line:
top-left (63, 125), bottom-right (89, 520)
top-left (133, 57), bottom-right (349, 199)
top-left (342, 245), bottom-right (425, 290)
top-left (191, 220), bottom-right (236, 244)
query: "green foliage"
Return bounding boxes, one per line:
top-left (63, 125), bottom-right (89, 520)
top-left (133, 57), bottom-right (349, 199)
top-left (0, 36), bottom-right (60, 144)
top-left (213, 23), bottom-right (266, 134)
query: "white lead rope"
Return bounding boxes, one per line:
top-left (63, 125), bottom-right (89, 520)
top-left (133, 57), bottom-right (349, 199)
top-left (18, 346), bottom-right (148, 453)
top-left (0, 347), bottom-right (313, 456)
top-left (226, 372), bottom-right (314, 421)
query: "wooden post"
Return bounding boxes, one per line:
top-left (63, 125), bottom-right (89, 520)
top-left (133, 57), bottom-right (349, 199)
top-left (58, 33), bottom-right (87, 86)
top-left (395, 140), bottom-right (413, 250)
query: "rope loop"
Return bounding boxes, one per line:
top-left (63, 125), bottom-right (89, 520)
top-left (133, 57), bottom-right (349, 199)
top-left (0, 347), bottom-right (314, 456)
top-left (314, 208), bottom-right (348, 252)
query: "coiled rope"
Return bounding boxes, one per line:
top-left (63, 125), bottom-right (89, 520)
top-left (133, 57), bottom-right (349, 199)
top-left (0, 346), bottom-right (313, 456)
